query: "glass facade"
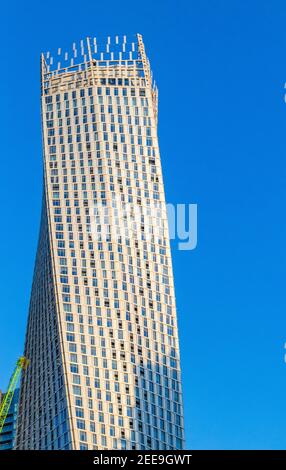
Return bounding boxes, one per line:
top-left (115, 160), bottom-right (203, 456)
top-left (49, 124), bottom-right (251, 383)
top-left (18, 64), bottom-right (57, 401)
top-left (16, 34), bottom-right (185, 450)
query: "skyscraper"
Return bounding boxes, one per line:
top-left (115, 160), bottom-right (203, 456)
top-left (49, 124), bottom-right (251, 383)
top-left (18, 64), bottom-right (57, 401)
top-left (16, 34), bottom-right (184, 450)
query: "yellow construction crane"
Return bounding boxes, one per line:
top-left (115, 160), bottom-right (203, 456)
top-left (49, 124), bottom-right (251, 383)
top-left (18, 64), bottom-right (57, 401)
top-left (0, 357), bottom-right (29, 434)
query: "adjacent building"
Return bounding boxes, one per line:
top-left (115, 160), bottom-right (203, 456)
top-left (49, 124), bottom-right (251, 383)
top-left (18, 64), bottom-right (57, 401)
top-left (16, 34), bottom-right (185, 450)
top-left (0, 389), bottom-right (19, 450)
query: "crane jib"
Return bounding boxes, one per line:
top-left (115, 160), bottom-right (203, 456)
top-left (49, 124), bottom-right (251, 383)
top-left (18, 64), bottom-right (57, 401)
top-left (0, 357), bottom-right (29, 435)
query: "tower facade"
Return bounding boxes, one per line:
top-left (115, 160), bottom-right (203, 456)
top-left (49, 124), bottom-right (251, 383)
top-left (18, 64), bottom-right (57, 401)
top-left (16, 34), bottom-right (184, 450)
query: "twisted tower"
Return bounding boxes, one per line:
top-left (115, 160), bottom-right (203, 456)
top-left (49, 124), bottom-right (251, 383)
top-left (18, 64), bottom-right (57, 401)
top-left (16, 35), bottom-right (184, 450)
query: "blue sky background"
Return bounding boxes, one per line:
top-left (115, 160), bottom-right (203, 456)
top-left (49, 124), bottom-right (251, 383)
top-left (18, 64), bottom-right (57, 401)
top-left (0, 0), bottom-right (286, 450)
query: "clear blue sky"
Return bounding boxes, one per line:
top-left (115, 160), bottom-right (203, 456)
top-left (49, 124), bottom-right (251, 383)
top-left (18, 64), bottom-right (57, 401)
top-left (0, 0), bottom-right (286, 450)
